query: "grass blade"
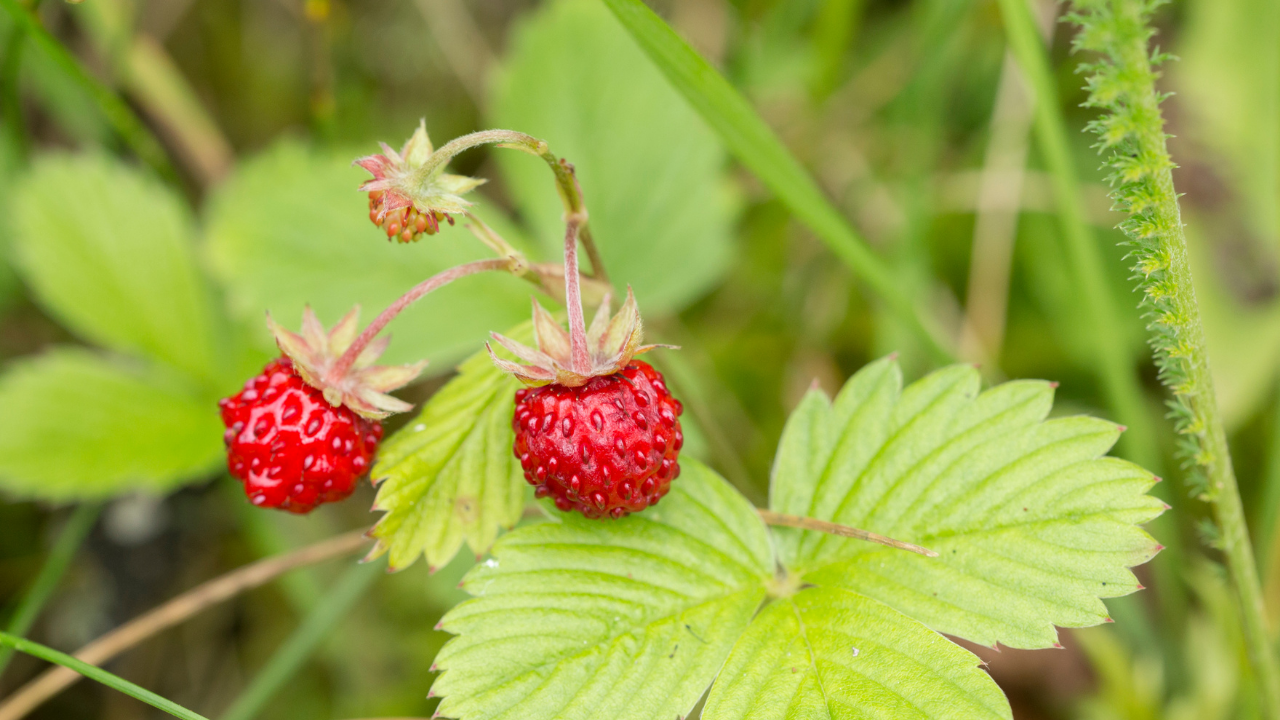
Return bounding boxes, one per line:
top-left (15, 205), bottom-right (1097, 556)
top-left (0, 503), bottom-right (100, 678)
top-left (0, 0), bottom-right (174, 179)
top-left (599, 0), bottom-right (950, 363)
top-left (218, 562), bottom-right (381, 720)
top-left (0, 631), bottom-right (209, 720)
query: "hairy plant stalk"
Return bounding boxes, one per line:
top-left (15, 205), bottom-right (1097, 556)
top-left (0, 530), bottom-right (368, 720)
top-left (413, 129), bottom-right (610, 283)
top-left (327, 258), bottom-right (514, 382)
top-left (1066, 0), bottom-right (1280, 712)
top-left (562, 216), bottom-right (591, 374)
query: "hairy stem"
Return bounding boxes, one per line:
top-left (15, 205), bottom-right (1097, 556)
top-left (1065, 0), bottom-right (1280, 713)
top-left (0, 530), bottom-right (368, 720)
top-left (563, 216), bottom-right (591, 374)
top-left (756, 510), bottom-right (937, 557)
top-left (0, 503), bottom-right (100, 678)
top-left (997, 0), bottom-right (1188, 665)
top-left (412, 129), bottom-right (610, 283)
top-left (327, 258), bottom-right (513, 382)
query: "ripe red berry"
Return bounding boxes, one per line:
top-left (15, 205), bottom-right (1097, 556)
top-left (219, 358), bottom-right (383, 514)
top-left (513, 361), bottom-right (683, 519)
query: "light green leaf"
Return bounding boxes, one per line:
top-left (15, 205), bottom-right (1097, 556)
top-left (772, 358), bottom-right (1166, 649)
top-left (432, 459), bottom-right (772, 720)
top-left (204, 142), bottom-right (529, 368)
top-left (705, 587), bottom-right (1010, 720)
top-left (11, 154), bottom-right (225, 384)
top-left (368, 332), bottom-right (530, 572)
top-left (0, 349), bottom-right (223, 500)
top-left (492, 0), bottom-right (735, 313)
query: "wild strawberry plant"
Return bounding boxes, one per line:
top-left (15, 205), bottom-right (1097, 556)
top-left (1, 0), bottom-right (1245, 718)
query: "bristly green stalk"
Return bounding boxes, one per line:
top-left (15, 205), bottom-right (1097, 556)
top-left (1067, 0), bottom-right (1280, 713)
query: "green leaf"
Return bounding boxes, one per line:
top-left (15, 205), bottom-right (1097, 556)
top-left (771, 358), bottom-right (1166, 649)
top-left (368, 331), bottom-right (531, 571)
top-left (492, 0), bottom-right (735, 313)
top-left (598, 0), bottom-right (948, 361)
top-left (11, 154), bottom-right (225, 385)
top-left (204, 142), bottom-right (529, 368)
top-left (432, 459), bottom-right (772, 720)
top-left (705, 587), bottom-right (1010, 719)
top-left (0, 349), bottom-right (223, 500)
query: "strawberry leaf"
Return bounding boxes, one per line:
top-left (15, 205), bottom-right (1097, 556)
top-left (492, 0), bottom-right (735, 314)
top-left (367, 332), bottom-right (530, 571)
top-left (771, 358), bottom-right (1166, 649)
top-left (0, 349), bottom-right (223, 500)
top-left (705, 587), bottom-right (1010, 719)
top-left (11, 154), bottom-right (228, 386)
top-left (429, 358), bottom-right (1163, 719)
top-left (432, 459), bottom-right (772, 720)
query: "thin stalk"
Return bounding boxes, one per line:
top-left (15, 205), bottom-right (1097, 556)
top-left (0, 632), bottom-right (208, 720)
top-left (412, 129), bottom-right (609, 282)
top-left (0, 503), bottom-right (100, 678)
top-left (0, 0), bottom-right (174, 179)
top-left (327, 258), bottom-right (513, 382)
top-left (562, 217), bottom-right (590, 374)
top-left (756, 509), bottom-right (937, 557)
top-left (1062, 0), bottom-right (1280, 713)
top-left (218, 563), bottom-right (380, 720)
top-left (0, 530), bottom-right (368, 720)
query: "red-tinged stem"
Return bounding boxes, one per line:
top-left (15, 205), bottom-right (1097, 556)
top-left (327, 258), bottom-right (511, 382)
top-left (564, 216), bottom-right (591, 374)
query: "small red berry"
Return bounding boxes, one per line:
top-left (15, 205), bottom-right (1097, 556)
top-left (219, 358), bottom-right (382, 514)
top-left (513, 361), bottom-right (683, 519)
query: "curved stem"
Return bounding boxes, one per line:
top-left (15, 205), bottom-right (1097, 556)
top-left (756, 509), bottom-right (937, 557)
top-left (411, 129), bottom-right (611, 284)
top-left (0, 530), bottom-right (368, 720)
top-left (327, 258), bottom-right (512, 382)
top-left (563, 216), bottom-right (591, 374)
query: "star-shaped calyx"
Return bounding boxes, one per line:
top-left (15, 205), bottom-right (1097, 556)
top-left (487, 288), bottom-right (672, 387)
top-left (356, 120), bottom-right (485, 243)
top-left (267, 307), bottom-right (427, 419)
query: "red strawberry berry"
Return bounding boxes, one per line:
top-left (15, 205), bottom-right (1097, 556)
top-left (219, 358), bottom-right (383, 514)
top-left (513, 360), bottom-right (683, 519)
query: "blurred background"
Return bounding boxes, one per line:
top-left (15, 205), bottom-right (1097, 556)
top-left (0, 0), bottom-right (1277, 717)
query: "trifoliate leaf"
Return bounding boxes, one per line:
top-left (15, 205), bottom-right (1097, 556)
top-left (492, 0), bottom-right (736, 314)
top-left (705, 587), bottom-right (1010, 719)
top-left (432, 459), bottom-right (772, 720)
top-left (204, 142), bottom-right (530, 368)
top-left (771, 358), bottom-right (1166, 649)
top-left (368, 332), bottom-right (530, 571)
top-left (0, 349), bottom-right (223, 500)
top-left (11, 154), bottom-right (227, 386)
